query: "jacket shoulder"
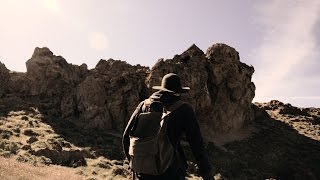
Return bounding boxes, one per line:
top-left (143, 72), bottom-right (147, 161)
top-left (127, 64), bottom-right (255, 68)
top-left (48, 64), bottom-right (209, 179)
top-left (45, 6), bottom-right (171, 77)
top-left (179, 101), bottom-right (194, 111)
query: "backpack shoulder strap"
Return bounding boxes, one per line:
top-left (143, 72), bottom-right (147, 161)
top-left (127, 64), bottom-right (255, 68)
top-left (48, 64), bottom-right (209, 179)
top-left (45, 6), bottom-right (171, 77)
top-left (141, 99), bottom-right (185, 119)
top-left (144, 98), bottom-right (152, 106)
top-left (162, 101), bottom-right (185, 119)
top-left (142, 99), bottom-right (152, 112)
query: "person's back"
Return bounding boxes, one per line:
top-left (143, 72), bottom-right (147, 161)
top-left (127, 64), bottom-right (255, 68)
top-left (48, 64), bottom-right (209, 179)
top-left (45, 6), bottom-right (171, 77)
top-left (122, 73), bottom-right (213, 180)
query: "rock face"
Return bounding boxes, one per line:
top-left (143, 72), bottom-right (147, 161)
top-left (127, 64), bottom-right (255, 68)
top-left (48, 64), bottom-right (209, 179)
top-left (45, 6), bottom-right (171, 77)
top-left (147, 44), bottom-right (255, 138)
top-left (205, 44), bottom-right (255, 135)
top-left (64, 59), bottom-right (149, 131)
top-left (0, 62), bottom-right (10, 97)
top-left (1, 44), bottom-right (255, 139)
top-left (25, 47), bottom-right (88, 96)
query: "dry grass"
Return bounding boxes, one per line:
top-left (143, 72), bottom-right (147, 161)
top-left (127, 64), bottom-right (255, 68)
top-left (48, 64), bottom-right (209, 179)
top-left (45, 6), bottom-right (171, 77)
top-left (4, 105), bottom-right (318, 179)
top-left (0, 110), bottom-right (133, 180)
top-left (0, 156), bottom-right (85, 180)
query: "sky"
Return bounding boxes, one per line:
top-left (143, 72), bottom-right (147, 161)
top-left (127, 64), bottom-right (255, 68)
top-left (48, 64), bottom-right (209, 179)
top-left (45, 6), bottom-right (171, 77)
top-left (0, 0), bottom-right (319, 107)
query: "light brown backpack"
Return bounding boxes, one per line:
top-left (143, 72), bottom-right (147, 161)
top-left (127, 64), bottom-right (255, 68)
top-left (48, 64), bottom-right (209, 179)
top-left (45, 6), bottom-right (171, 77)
top-left (128, 99), bottom-right (184, 175)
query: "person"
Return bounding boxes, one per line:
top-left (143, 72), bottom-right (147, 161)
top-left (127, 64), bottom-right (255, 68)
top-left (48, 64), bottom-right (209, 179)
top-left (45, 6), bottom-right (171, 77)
top-left (122, 73), bottom-right (213, 180)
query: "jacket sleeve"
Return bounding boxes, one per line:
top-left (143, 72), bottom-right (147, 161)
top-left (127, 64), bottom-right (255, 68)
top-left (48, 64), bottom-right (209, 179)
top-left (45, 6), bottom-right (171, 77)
top-left (184, 104), bottom-right (213, 179)
top-left (122, 101), bottom-right (144, 161)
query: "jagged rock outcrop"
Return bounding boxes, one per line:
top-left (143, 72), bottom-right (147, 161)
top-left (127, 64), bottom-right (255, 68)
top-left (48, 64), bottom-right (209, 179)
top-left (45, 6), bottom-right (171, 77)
top-left (25, 47), bottom-right (88, 96)
top-left (205, 44), bottom-right (255, 135)
top-left (255, 100), bottom-right (310, 116)
top-left (70, 59), bottom-right (149, 131)
top-left (7, 72), bottom-right (27, 95)
top-left (147, 44), bottom-right (255, 138)
top-left (0, 62), bottom-right (10, 97)
top-left (1, 44), bottom-right (256, 139)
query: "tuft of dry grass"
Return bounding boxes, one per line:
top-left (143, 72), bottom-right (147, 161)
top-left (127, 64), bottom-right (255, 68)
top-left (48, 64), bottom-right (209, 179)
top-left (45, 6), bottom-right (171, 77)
top-left (0, 156), bottom-right (85, 180)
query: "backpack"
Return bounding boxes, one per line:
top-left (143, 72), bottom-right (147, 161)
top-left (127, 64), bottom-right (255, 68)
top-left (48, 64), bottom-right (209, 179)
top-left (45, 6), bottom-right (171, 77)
top-left (128, 99), bottom-right (184, 175)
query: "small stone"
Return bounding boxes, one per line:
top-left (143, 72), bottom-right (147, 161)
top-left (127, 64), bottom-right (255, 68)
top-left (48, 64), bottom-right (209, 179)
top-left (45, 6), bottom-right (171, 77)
top-left (0, 130), bottom-right (13, 139)
top-left (23, 129), bottom-right (39, 136)
top-left (21, 144), bottom-right (32, 151)
top-left (112, 167), bottom-right (127, 176)
top-left (12, 128), bottom-right (20, 133)
top-left (21, 116), bottom-right (29, 121)
top-left (27, 137), bottom-right (38, 144)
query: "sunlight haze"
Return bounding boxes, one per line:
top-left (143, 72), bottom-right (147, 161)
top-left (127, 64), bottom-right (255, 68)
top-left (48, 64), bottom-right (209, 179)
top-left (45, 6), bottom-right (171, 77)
top-left (0, 0), bottom-right (319, 107)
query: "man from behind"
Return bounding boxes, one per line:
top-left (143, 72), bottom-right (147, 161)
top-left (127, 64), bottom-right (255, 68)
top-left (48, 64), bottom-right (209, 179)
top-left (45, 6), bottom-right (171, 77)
top-left (123, 73), bottom-right (213, 180)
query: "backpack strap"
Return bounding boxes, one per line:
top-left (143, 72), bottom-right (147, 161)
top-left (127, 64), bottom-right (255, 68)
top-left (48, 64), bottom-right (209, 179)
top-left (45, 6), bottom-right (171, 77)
top-left (144, 99), bottom-right (152, 106)
top-left (143, 99), bottom-right (151, 112)
top-left (162, 101), bottom-right (185, 119)
top-left (142, 98), bottom-right (185, 120)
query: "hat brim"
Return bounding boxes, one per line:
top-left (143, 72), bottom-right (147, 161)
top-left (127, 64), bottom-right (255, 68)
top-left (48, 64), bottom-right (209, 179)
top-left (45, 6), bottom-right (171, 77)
top-left (152, 86), bottom-right (190, 93)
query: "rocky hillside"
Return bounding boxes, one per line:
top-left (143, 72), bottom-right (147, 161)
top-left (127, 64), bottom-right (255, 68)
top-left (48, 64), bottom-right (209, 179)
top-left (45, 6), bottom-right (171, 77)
top-left (208, 101), bottom-right (320, 179)
top-left (0, 100), bottom-right (319, 179)
top-left (0, 108), bottom-right (131, 179)
top-left (1, 44), bottom-right (319, 179)
top-left (0, 43), bottom-right (255, 140)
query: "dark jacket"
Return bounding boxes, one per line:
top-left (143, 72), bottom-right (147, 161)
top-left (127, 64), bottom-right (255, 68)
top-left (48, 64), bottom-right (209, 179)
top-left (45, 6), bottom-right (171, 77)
top-left (122, 91), bottom-right (212, 178)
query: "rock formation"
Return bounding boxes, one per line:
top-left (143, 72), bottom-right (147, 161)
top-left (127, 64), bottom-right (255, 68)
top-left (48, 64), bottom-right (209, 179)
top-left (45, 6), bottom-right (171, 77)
top-left (148, 44), bottom-right (255, 138)
top-left (25, 47), bottom-right (88, 96)
top-left (0, 43), bottom-right (255, 139)
top-left (255, 100), bottom-right (311, 116)
top-left (0, 62), bottom-right (10, 97)
top-left (66, 59), bottom-right (149, 131)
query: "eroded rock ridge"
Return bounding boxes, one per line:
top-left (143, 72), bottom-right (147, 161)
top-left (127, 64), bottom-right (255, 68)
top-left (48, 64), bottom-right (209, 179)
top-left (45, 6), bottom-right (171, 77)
top-left (0, 43), bottom-right (255, 139)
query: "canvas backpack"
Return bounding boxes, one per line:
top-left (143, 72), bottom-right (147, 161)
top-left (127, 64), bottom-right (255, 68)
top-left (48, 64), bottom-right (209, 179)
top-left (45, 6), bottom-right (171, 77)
top-left (128, 99), bottom-right (184, 175)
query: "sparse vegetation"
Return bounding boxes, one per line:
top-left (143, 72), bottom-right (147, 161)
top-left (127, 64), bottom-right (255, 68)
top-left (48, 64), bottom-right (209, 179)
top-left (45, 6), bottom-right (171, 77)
top-left (0, 100), bottom-right (319, 179)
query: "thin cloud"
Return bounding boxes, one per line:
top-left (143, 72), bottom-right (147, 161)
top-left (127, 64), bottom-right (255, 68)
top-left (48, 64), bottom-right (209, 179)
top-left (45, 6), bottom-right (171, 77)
top-left (88, 32), bottom-right (109, 51)
top-left (252, 0), bottom-right (320, 101)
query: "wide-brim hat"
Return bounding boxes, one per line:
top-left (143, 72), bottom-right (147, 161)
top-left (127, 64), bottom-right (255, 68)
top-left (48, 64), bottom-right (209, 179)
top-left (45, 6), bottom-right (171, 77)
top-left (152, 73), bottom-right (190, 93)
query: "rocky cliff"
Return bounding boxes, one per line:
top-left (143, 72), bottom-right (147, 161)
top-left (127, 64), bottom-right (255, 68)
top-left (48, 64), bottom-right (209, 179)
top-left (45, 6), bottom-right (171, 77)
top-left (148, 44), bottom-right (255, 138)
top-left (0, 43), bottom-right (255, 139)
top-left (25, 47), bottom-right (88, 97)
top-left (0, 62), bottom-right (10, 97)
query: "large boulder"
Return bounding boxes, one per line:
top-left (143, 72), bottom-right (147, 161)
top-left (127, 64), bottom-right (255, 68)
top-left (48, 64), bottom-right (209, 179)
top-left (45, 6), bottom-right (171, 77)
top-left (147, 44), bottom-right (255, 138)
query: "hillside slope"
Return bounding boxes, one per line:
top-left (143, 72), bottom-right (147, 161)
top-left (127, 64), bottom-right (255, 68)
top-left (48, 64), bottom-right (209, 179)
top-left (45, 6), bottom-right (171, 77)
top-left (0, 156), bottom-right (84, 180)
top-left (0, 100), bottom-right (319, 179)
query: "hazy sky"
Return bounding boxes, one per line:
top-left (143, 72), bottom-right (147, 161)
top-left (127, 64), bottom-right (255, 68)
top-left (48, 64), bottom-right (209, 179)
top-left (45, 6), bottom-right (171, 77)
top-left (0, 0), bottom-right (319, 107)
